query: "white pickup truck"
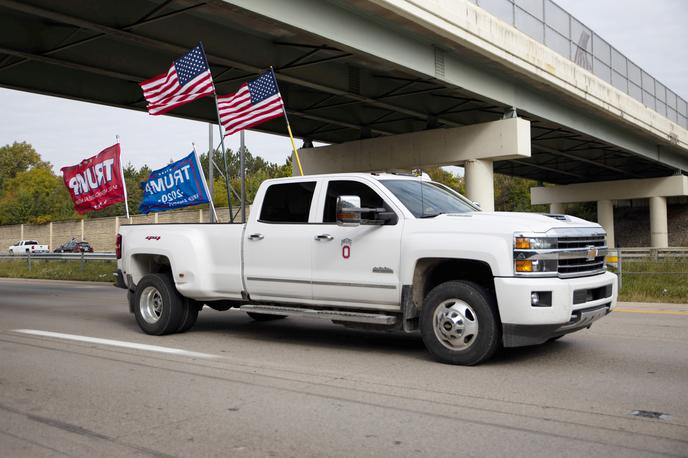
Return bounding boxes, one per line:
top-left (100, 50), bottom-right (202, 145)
top-left (8, 240), bottom-right (49, 255)
top-left (116, 173), bottom-right (617, 365)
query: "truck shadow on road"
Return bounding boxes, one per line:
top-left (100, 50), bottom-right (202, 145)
top-left (161, 311), bottom-right (580, 366)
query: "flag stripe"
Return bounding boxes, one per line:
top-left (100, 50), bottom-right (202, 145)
top-left (145, 71), bottom-right (211, 105)
top-left (218, 92), bottom-right (282, 117)
top-left (224, 110), bottom-right (285, 136)
top-left (220, 98), bottom-right (284, 128)
top-left (147, 91), bottom-right (210, 115)
top-left (147, 78), bottom-right (214, 109)
top-left (218, 95), bottom-right (282, 122)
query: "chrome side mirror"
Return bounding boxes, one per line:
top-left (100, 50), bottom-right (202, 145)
top-left (336, 195), bottom-right (362, 226)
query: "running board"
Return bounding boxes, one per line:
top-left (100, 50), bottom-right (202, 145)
top-left (239, 304), bottom-right (398, 325)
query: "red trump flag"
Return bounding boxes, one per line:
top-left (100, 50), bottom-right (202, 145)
top-left (61, 144), bottom-right (127, 214)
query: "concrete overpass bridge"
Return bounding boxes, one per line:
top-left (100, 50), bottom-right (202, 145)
top-left (0, 0), bottom-right (686, 246)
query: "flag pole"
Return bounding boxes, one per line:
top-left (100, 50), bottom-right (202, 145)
top-left (240, 130), bottom-right (246, 223)
top-left (116, 135), bottom-right (130, 219)
top-left (207, 123), bottom-right (215, 223)
top-left (193, 143), bottom-right (219, 223)
top-left (270, 67), bottom-right (304, 176)
top-left (199, 41), bottom-right (235, 222)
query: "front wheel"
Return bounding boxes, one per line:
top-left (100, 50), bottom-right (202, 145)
top-left (420, 281), bottom-right (500, 366)
top-left (134, 273), bottom-right (185, 335)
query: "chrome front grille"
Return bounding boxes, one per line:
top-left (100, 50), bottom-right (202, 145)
top-left (557, 234), bottom-right (607, 277)
top-left (557, 235), bottom-right (606, 249)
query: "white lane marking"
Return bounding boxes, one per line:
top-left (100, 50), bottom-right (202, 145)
top-left (12, 329), bottom-right (216, 359)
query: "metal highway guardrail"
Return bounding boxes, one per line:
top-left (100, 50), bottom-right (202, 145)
top-left (0, 251), bottom-right (115, 272)
top-left (606, 248), bottom-right (688, 291)
top-left (0, 252), bottom-right (115, 260)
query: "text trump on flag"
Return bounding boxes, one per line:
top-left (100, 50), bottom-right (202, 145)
top-left (61, 144), bottom-right (127, 214)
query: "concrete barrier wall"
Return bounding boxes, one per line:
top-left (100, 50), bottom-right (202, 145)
top-left (0, 207), bottom-right (244, 253)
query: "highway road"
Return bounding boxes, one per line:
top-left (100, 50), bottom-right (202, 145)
top-left (0, 278), bottom-right (686, 457)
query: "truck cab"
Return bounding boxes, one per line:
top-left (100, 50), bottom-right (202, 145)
top-left (117, 173), bottom-right (617, 365)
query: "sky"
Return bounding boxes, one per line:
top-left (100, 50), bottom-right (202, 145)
top-left (0, 0), bottom-right (686, 173)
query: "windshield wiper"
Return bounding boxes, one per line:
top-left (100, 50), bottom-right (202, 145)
top-left (420, 212), bottom-right (445, 218)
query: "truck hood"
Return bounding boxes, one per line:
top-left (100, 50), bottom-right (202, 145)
top-left (431, 211), bottom-right (603, 235)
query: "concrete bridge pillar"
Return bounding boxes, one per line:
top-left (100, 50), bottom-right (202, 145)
top-left (596, 200), bottom-right (615, 248)
top-left (532, 176), bottom-right (687, 248)
top-left (549, 202), bottom-right (566, 214)
top-left (464, 159), bottom-right (494, 211)
top-left (649, 196), bottom-right (669, 248)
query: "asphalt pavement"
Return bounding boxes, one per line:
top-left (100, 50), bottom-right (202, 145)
top-left (0, 278), bottom-right (686, 457)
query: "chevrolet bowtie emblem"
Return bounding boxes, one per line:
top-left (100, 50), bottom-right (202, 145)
top-left (586, 245), bottom-right (598, 261)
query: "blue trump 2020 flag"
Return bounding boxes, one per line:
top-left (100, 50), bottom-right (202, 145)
top-left (139, 151), bottom-right (211, 214)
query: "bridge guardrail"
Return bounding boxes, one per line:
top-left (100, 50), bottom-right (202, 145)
top-left (474, 0), bottom-right (688, 128)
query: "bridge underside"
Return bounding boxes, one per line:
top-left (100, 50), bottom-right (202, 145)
top-left (0, 0), bottom-right (683, 184)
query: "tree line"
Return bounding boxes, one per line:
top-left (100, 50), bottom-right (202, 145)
top-left (0, 141), bottom-right (563, 226)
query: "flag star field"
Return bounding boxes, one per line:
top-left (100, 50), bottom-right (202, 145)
top-left (175, 46), bottom-right (210, 86)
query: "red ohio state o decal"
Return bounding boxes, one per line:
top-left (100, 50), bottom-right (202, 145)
top-left (342, 245), bottom-right (350, 259)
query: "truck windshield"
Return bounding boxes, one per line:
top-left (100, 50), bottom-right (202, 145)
top-left (380, 180), bottom-right (477, 218)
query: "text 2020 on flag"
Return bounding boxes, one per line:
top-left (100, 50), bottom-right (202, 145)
top-left (216, 70), bottom-right (284, 137)
top-left (140, 44), bottom-right (214, 115)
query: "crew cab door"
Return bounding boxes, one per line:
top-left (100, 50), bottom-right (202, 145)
top-left (244, 180), bottom-right (320, 302)
top-left (311, 179), bottom-right (403, 310)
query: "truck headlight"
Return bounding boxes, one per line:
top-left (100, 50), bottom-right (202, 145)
top-left (514, 258), bottom-right (558, 273)
top-left (514, 234), bottom-right (558, 275)
top-left (514, 236), bottom-right (557, 250)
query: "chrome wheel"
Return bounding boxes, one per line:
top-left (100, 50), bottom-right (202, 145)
top-left (433, 299), bottom-right (479, 351)
top-left (140, 286), bottom-right (163, 324)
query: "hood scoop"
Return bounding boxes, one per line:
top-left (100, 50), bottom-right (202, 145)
top-left (544, 213), bottom-right (570, 221)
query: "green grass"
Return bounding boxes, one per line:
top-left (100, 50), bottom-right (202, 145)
top-left (610, 259), bottom-right (688, 303)
top-left (0, 259), bottom-right (116, 282)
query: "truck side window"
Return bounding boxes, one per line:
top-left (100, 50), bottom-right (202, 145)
top-left (323, 180), bottom-right (395, 223)
top-left (260, 182), bottom-right (316, 223)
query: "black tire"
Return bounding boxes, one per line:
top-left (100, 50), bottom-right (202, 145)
top-left (134, 273), bottom-right (184, 335)
top-left (176, 299), bottom-right (200, 333)
top-left (247, 312), bottom-right (287, 322)
top-left (420, 280), bottom-right (500, 366)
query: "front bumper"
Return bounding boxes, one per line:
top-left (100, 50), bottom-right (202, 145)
top-left (495, 271), bottom-right (617, 347)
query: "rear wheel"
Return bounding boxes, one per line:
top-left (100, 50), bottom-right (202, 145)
top-left (176, 299), bottom-right (200, 333)
top-left (247, 312), bottom-right (286, 322)
top-left (127, 289), bottom-right (135, 313)
top-left (134, 273), bottom-right (184, 335)
top-left (420, 281), bottom-right (500, 366)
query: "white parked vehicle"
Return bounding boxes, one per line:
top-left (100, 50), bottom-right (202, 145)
top-left (8, 240), bottom-right (49, 255)
top-left (116, 173), bottom-right (617, 365)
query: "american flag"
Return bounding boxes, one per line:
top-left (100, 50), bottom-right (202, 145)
top-left (140, 44), bottom-right (214, 115)
top-left (217, 70), bottom-right (285, 137)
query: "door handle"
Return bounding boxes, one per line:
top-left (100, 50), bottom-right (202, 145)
top-left (248, 233), bottom-right (264, 241)
top-left (314, 234), bottom-right (334, 241)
